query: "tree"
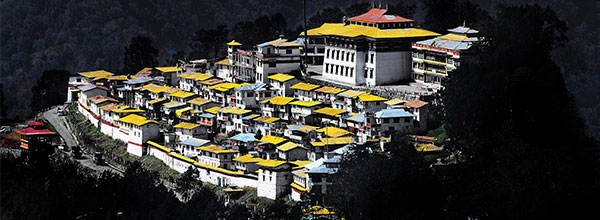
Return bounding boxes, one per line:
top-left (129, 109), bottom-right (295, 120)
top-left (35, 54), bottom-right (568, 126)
top-left (175, 166), bottom-right (201, 201)
top-left (327, 136), bottom-right (446, 219)
top-left (307, 7), bottom-right (345, 29)
top-left (122, 36), bottom-right (158, 75)
top-left (30, 69), bottom-right (70, 113)
top-left (188, 25), bottom-right (229, 59)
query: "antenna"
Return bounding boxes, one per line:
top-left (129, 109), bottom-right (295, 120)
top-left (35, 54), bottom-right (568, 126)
top-left (379, 2), bottom-right (382, 9)
top-left (372, 1), bottom-right (375, 9)
top-left (386, 4), bottom-right (388, 10)
top-left (463, 20), bottom-right (466, 27)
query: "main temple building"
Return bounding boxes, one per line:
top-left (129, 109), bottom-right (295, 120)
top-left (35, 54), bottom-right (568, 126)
top-left (305, 7), bottom-right (439, 86)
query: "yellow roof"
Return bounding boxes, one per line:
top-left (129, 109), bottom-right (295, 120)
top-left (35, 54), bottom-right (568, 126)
top-left (290, 82), bottom-right (320, 91)
top-left (277, 142), bottom-right (305, 152)
top-left (155, 66), bottom-right (180, 72)
top-left (194, 161), bottom-right (244, 175)
top-left (259, 135), bottom-right (287, 145)
top-left (314, 107), bottom-right (347, 117)
top-left (233, 154), bottom-right (262, 163)
top-left (291, 182), bottom-right (309, 192)
top-left (87, 96), bottom-right (117, 104)
top-left (299, 125), bottom-right (319, 133)
top-left (197, 145), bottom-right (238, 154)
top-left (179, 72), bottom-right (213, 81)
top-left (113, 107), bottom-right (145, 114)
top-left (165, 88), bottom-right (181, 94)
top-left (188, 97), bottom-right (211, 106)
top-left (79, 70), bottom-right (113, 79)
top-left (385, 98), bottom-right (407, 106)
top-left (162, 101), bottom-right (179, 106)
top-left (244, 114), bottom-right (260, 120)
top-left (142, 83), bottom-right (160, 90)
top-left (148, 86), bottom-right (173, 94)
top-left (339, 90), bottom-right (365, 98)
top-left (440, 33), bottom-right (469, 41)
top-left (315, 86), bottom-right (346, 94)
top-left (100, 104), bottom-right (125, 111)
top-left (147, 97), bottom-right (167, 104)
top-left (169, 152), bottom-right (197, 164)
top-left (316, 127), bottom-right (352, 138)
top-left (261, 96), bottom-right (295, 105)
top-left (169, 90), bottom-right (195, 98)
top-left (175, 107), bottom-right (194, 117)
top-left (253, 115), bottom-right (280, 124)
top-left (215, 59), bottom-right (231, 66)
top-left (311, 137), bottom-right (354, 146)
top-left (147, 141), bottom-right (172, 153)
top-left (268, 73), bottom-right (295, 82)
top-left (208, 82), bottom-right (242, 92)
top-left (117, 114), bottom-right (158, 126)
top-left (218, 107), bottom-right (251, 115)
top-left (109, 75), bottom-right (129, 81)
top-left (415, 143), bottom-right (443, 152)
top-left (205, 106), bottom-right (221, 114)
top-left (227, 40), bottom-right (242, 46)
top-left (304, 23), bottom-right (439, 39)
top-left (290, 160), bottom-right (312, 168)
top-left (290, 100), bottom-right (322, 107)
top-left (304, 206), bottom-right (335, 215)
top-left (358, 93), bottom-right (388, 102)
top-left (256, 159), bottom-right (288, 168)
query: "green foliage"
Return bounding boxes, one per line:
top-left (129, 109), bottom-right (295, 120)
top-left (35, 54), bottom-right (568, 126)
top-left (427, 124), bottom-right (447, 144)
top-left (176, 166), bottom-right (202, 201)
top-left (122, 36), bottom-right (158, 75)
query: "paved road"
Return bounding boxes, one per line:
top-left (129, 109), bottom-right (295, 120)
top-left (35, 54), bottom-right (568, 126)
top-left (43, 106), bottom-right (121, 176)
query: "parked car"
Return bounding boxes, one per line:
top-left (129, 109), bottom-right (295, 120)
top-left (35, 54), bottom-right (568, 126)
top-left (0, 126), bottom-right (12, 134)
top-left (57, 107), bottom-right (66, 116)
top-left (93, 151), bottom-right (105, 165)
top-left (71, 146), bottom-right (83, 159)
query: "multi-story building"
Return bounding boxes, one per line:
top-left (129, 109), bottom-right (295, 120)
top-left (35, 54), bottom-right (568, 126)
top-left (255, 39), bottom-right (303, 83)
top-left (412, 26), bottom-right (480, 85)
top-left (267, 73), bottom-right (299, 97)
top-left (305, 7), bottom-right (439, 86)
top-left (115, 114), bottom-right (160, 157)
top-left (290, 82), bottom-right (320, 101)
top-left (260, 96), bottom-right (295, 120)
top-left (197, 145), bottom-right (238, 169)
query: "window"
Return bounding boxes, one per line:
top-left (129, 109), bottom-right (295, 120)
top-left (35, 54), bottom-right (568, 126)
top-left (286, 49), bottom-right (292, 54)
top-left (370, 54), bottom-right (374, 63)
top-left (369, 69), bottom-right (374, 78)
top-left (269, 61), bottom-right (276, 67)
top-left (350, 68), bottom-right (354, 77)
top-left (336, 50), bottom-right (340, 60)
top-left (394, 118), bottom-right (399, 123)
top-left (326, 64), bottom-right (329, 73)
top-left (341, 51), bottom-right (345, 60)
top-left (365, 53), bottom-right (368, 62)
top-left (404, 118), bottom-right (411, 122)
top-left (384, 118), bottom-right (389, 123)
top-left (364, 70), bottom-right (368, 78)
top-left (317, 48), bottom-right (325, 53)
top-left (326, 49), bottom-right (329, 58)
top-left (351, 53), bottom-right (354, 62)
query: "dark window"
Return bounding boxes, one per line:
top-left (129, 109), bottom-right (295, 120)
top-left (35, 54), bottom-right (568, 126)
top-left (269, 61), bottom-right (276, 67)
top-left (384, 118), bottom-right (389, 123)
top-left (404, 118), bottom-right (411, 122)
top-left (286, 49), bottom-right (292, 54)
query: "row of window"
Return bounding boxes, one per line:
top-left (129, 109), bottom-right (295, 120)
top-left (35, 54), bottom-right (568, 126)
top-left (326, 49), bottom-right (355, 62)
top-left (325, 64), bottom-right (354, 77)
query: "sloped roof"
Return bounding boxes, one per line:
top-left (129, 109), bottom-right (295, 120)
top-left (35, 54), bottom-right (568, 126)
top-left (259, 135), bottom-right (287, 145)
top-left (79, 70), bottom-right (113, 79)
top-left (290, 82), bottom-right (320, 91)
top-left (316, 127), bottom-right (352, 138)
top-left (268, 73), bottom-right (295, 82)
top-left (314, 107), bottom-right (347, 117)
top-left (358, 93), bottom-right (388, 102)
top-left (117, 114), bottom-right (157, 126)
top-left (290, 100), bottom-right (322, 107)
top-left (348, 8), bottom-right (414, 24)
top-left (227, 40), bottom-right (243, 46)
top-left (180, 138), bottom-right (210, 147)
top-left (277, 142), bottom-right (305, 152)
top-left (218, 107), bottom-right (251, 115)
top-left (403, 99), bottom-right (429, 108)
top-left (188, 97), bottom-right (211, 106)
top-left (257, 38), bottom-right (302, 48)
top-left (253, 115), bottom-right (280, 124)
top-left (303, 23), bottom-right (439, 39)
top-left (230, 133), bottom-right (256, 142)
top-left (155, 67), bottom-right (180, 72)
top-left (338, 90), bottom-right (365, 98)
top-left (179, 72), bottom-right (213, 81)
top-left (374, 108), bottom-right (414, 118)
top-left (314, 86), bottom-right (346, 94)
top-left (261, 96), bottom-right (295, 105)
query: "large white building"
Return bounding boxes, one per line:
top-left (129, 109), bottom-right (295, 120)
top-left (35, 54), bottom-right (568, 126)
top-left (305, 7), bottom-right (439, 86)
top-left (255, 39), bottom-right (303, 83)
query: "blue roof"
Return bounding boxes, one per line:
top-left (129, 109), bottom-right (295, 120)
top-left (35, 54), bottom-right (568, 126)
top-left (307, 166), bottom-right (337, 174)
top-left (236, 82), bottom-right (265, 91)
top-left (198, 113), bottom-right (215, 118)
top-left (347, 113), bottom-right (365, 123)
top-left (324, 155), bottom-right (342, 163)
top-left (374, 108), bottom-right (414, 118)
top-left (330, 145), bottom-right (353, 155)
top-left (164, 102), bottom-right (187, 109)
top-left (124, 77), bottom-right (152, 84)
top-left (180, 138), bottom-right (210, 147)
top-left (304, 158), bottom-right (326, 170)
top-left (116, 87), bottom-right (127, 91)
top-left (340, 115), bottom-right (353, 120)
top-left (292, 38), bottom-right (304, 44)
top-left (242, 115), bottom-right (257, 120)
top-left (337, 93), bottom-right (354, 98)
top-left (287, 124), bottom-right (303, 131)
top-left (230, 133), bottom-right (256, 142)
top-left (256, 42), bottom-right (270, 47)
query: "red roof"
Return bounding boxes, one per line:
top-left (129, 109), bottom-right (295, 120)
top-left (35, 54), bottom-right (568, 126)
top-left (18, 128), bottom-right (55, 135)
top-left (28, 121), bottom-right (44, 126)
top-left (348, 8), bottom-right (413, 24)
top-left (404, 100), bottom-right (428, 108)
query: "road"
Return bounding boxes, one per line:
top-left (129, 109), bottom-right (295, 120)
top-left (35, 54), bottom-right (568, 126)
top-left (43, 106), bottom-right (121, 176)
